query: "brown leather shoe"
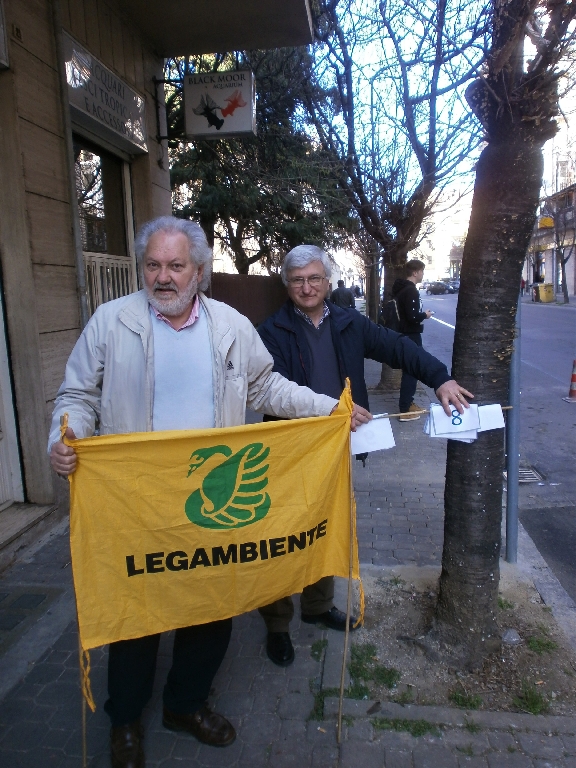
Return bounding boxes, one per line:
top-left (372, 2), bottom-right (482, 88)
top-left (110, 720), bottom-right (144, 768)
top-left (163, 705), bottom-right (236, 747)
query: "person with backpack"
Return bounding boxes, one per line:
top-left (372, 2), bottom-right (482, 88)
top-left (391, 259), bottom-right (434, 421)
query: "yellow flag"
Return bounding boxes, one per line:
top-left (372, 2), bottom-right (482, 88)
top-left (68, 387), bottom-right (359, 652)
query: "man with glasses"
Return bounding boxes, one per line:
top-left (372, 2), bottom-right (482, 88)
top-left (257, 244), bottom-right (472, 667)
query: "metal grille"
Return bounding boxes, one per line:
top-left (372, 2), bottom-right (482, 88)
top-left (503, 466), bottom-right (544, 483)
top-left (83, 252), bottom-right (136, 317)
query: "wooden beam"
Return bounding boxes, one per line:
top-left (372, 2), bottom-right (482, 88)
top-left (0, 68), bottom-right (55, 504)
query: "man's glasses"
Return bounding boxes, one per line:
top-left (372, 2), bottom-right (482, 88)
top-left (287, 275), bottom-right (326, 288)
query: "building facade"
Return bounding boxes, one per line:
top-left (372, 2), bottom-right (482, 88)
top-left (0, 0), bottom-right (312, 566)
top-left (528, 185), bottom-right (576, 298)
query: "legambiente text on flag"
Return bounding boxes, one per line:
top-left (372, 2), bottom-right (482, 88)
top-left (67, 386), bottom-right (360, 658)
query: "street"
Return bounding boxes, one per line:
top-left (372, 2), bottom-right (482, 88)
top-left (420, 290), bottom-right (576, 600)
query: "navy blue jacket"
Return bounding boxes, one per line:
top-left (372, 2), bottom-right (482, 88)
top-left (258, 300), bottom-right (451, 410)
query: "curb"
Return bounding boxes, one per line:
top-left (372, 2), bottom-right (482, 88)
top-left (323, 697), bottom-right (576, 734)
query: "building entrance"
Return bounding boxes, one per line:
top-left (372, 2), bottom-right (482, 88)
top-left (73, 137), bottom-right (137, 316)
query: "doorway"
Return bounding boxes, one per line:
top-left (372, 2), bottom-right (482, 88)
top-left (73, 137), bottom-right (137, 316)
top-left (0, 288), bottom-right (23, 509)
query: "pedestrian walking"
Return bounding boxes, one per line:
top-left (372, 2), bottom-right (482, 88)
top-left (392, 259), bottom-right (435, 420)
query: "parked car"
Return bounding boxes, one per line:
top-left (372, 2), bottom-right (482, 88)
top-left (446, 280), bottom-right (460, 293)
top-left (426, 281), bottom-right (449, 295)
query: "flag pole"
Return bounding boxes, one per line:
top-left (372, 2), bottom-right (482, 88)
top-left (337, 450), bottom-right (355, 743)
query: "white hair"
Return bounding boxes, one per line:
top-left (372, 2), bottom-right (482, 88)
top-left (134, 216), bottom-right (213, 292)
top-left (280, 245), bottom-right (332, 286)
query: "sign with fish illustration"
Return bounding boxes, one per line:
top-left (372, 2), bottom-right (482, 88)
top-left (68, 389), bottom-right (359, 651)
top-left (183, 70), bottom-right (256, 139)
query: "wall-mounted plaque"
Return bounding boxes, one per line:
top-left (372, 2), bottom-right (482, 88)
top-left (184, 71), bottom-right (256, 140)
top-left (63, 32), bottom-right (147, 154)
top-left (0, 0), bottom-right (9, 70)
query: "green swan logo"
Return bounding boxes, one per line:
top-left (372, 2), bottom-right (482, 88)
top-left (185, 443), bottom-right (271, 529)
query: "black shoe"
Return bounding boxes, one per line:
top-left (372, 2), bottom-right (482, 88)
top-left (301, 606), bottom-right (358, 631)
top-left (110, 720), bottom-right (144, 768)
top-left (163, 705), bottom-right (236, 747)
top-left (266, 631), bottom-right (295, 666)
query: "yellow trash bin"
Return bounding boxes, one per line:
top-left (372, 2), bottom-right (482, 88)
top-left (539, 283), bottom-right (555, 302)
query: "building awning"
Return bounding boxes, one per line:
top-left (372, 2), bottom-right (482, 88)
top-left (118, 0), bottom-right (313, 56)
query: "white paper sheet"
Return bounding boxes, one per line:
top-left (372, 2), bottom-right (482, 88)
top-left (351, 416), bottom-right (396, 454)
top-left (478, 404), bottom-right (505, 431)
top-left (430, 403), bottom-right (480, 436)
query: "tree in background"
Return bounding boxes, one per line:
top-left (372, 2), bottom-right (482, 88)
top-left (167, 49), bottom-right (357, 274)
top-left (302, 0), bottom-right (488, 320)
top-left (433, 0), bottom-right (576, 667)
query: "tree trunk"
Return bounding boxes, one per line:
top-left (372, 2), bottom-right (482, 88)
top-left (432, 138), bottom-right (543, 667)
top-left (561, 256), bottom-right (571, 304)
top-left (365, 250), bottom-right (381, 323)
top-left (373, 260), bottom-right (407, 391)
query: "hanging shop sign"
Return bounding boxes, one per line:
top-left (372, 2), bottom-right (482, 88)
top-left (63, 32), bottom-right (147, 154)
top-left (0, 1), bottom-right (8, 70)
top-left (183, 71), bottom-right (256, 140)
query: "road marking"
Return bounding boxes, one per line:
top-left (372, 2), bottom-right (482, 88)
top-left (430, 317), bottom-right (455, 329)
top-left (520, 358), bottom-right (567, 384)
top-left (429, 317), bottom-right (567, 385)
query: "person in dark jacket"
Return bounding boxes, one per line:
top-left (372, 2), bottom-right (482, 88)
top-left (257, 245), bottom-right (473, 668)
top-left (330, 279), bottom-right (356, 309)
top-left (391, 259), bottom-right (434, 420)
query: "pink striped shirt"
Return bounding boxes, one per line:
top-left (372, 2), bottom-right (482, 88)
top-left (150, 296), bottom-right (200, 331)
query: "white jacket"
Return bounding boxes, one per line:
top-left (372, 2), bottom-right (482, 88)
top-left (48, 291), bottom-right (337, 451)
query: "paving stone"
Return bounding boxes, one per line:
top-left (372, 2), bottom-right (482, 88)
top-left (458, 757), bottom-right (489, 768)
top-left (279, 718), bottom-right (307, 740)
top-left (562, 736), bottom-right (576, 754)
top-left (195, 738), bottom-right (244, 766)
top-left (213, 692), bottom-right (254, 717)
top-left (240, 714), bottom-right (281, 744)
top-left (170, 734), bottom-right (202, 760)
top-left (239, 743), bottom-right (272, 768)
top-left (311, 745), bottom-right (339, 767)
top-left (488, 733), bottom-right (519, 751)
top-left (229, 657), bottom-right (265, 677)
top-left (252, 689), bottom-right (281, 715)
top-left (384, 748), bottom-right (414, 768)
top-left (0, 699), bottom-right (52, 725)
top-left (278, 692), bottom-right (315, 720)
top-left (1, 720), bottom-right (51, 751)
top-left (340, 740), bottom-right (385, 768)
top-left (373, 540), bottom-right (395, 552)
top-left (226, 676), bottom-right (254, 693)
top-left (441, 729), bottom-right (490, 753)
top-left (34, 681), bottom-right (80, 708)
top-left (487, 753), bottom-right (534, 767)
top-left (344, 717), bottom-right (374, 741)
top-left (517, 734), bottom-right (565, 760)
top-left (413, 744), bottom-right (458, 767)
top-left (267, 740), bottom-right (315, 767)
top-left (305, 721), bottom-right (337, 745)
top-left (41, 727), bottom-right (73, 750)
top-left (252, 674), bottom-right (288, 695)
top-left (372, 556), bottom-right (401, 566)
top-left (144, 730), bottom-right (174, 762)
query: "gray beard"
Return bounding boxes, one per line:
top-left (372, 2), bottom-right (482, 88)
top-left (146, 277), bottom-right (198, 317)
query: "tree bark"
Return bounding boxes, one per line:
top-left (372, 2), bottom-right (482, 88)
top-left (433, 138), bottom-right (544, 667)
top-left (374, 259), bottom-right (408, 391)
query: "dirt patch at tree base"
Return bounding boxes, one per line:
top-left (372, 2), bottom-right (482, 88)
top-left (349, 564), bottom-right (576, 717)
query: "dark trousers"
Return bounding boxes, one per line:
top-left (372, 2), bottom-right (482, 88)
top-left (104, 618), bottom-right (232, 727)
top-left (399, 333), bottom-right (423, 412)
top-left (258, 576), bottom-right (334, 633)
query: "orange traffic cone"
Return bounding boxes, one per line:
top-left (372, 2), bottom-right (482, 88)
top-left (563, 360), bottom-right (576, 402)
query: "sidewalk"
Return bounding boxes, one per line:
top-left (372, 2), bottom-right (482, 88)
top-left (1, 362), bottom-right (575, 767)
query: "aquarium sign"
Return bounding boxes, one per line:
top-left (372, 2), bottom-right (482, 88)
top-left (183, 71), bottom-right (256, 140)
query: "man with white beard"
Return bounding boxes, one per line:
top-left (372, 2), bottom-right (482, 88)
top-left (48, 216), bottom-right (370, 768)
